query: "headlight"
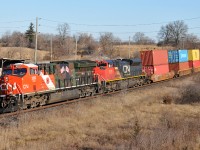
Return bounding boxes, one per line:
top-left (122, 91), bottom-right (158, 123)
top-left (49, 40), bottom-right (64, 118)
top-left (4, 76), bottom-right (8, 82)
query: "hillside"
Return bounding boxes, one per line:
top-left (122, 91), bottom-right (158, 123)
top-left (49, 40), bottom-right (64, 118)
top-left (0, 45), bottom-right (174, 62)
top-left (0, 47), bottom-right (49, 62)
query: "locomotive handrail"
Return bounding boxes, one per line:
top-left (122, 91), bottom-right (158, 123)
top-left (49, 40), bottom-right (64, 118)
top-left (16, 83), bottom-right (23, 95)
top-left (95, 73), bottom-right (106, 87)
top-left (95, 73), bottom-right (106, 82)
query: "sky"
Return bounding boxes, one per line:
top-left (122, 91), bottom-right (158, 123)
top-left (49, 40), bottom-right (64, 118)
top-left (0, 0), bottom-right (200, 42)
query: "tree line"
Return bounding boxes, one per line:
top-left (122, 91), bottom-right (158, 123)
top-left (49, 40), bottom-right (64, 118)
top-left (0, 20), bottom-right (200, 59)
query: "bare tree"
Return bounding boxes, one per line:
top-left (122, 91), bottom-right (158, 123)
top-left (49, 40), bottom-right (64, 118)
top-left (10, 31), bottom-right (25, 47)
top-left (184, 34), bottom-right (200, 49)
top-left (1, 31), bottom-right (11, 47)
top-left (56, 23), bottom-right (76, 57)
top-left (158, 20), bottom-right (188, 47)
top-left (133, 32), bottom-right (155, 45)
top-left (99, 32), bottom-right (117, 58)
top-left (77, 33), bottom-right (97, 55)
top-left (57, 23), bottom-right (70, 49)
top-left (37, 34), bottom-right (53, 50)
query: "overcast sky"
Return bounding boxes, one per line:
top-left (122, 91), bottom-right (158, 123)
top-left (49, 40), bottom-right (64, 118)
top-left (0, 0), bottom-right (200, 41)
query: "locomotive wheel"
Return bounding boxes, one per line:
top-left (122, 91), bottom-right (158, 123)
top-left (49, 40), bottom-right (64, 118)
top-left (80, 93), bottom-right (85, 98)
top-left (147, 80), bottom-right (152, 84)
top-left (1, 100), bottom-right (8, 108)
top-left (85, 91), bottom-right (89, 97)
top-left (174, 74), bottom-right (179, 78)
top-left (31, 101), bottom-right (36, 108)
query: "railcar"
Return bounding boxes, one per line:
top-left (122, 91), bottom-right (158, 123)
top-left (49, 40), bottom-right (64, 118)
top-left (93, 59), bottom-right (146, 92)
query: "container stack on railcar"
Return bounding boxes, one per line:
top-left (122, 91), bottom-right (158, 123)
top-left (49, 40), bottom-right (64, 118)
top-left (140, 50), bottom-right (174, 82)
top-left (188, 49), bottom-right (200, 72)
top-left (168, 49), bottom-right (192, 77)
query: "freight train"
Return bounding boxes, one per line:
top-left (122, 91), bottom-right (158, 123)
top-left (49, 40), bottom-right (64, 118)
top-left (0, 49), bottom-right (199, 113)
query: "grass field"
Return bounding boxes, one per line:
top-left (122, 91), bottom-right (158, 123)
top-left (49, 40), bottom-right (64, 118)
top-left (0, 44), bottom-right (174, 62)
top-left (0, 74), bottom-right (199, 149)
top-left (0, 47), bottom-right (49, 61)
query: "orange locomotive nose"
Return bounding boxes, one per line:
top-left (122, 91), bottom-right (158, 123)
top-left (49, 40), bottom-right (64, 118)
top-left (0, 77), bottom-right (10, 95)
top-left (0, 75), bottom-right (17, 96)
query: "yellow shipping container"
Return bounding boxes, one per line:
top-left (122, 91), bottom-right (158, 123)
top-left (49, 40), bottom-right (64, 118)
top-left (188, 49), bottom-right (200, 61)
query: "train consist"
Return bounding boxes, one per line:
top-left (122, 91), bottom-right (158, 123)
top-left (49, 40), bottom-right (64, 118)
top-left (0, 49), bottom-right (200, 113)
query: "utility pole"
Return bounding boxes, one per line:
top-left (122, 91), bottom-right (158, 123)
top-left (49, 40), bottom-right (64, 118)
top-left (34, 17), bottom-right (38, 64)
top-left (182, 37), bottom-right (185, 49)
top-left (50, 35), bottom-right (53, 61)
top-left (129, 36), bottom-right (131, 58)
top-left (75, 36), bottom-right (77, 60)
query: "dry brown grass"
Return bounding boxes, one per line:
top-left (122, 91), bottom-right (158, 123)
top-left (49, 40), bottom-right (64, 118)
top-left (0, 47), bottom-right (49, 62)
top-left (0, 44), bottom-right (174, 61)
top-left (0, 74), bottom-right (199, 149)
top-left (111, 44), bottom-right (174, 58)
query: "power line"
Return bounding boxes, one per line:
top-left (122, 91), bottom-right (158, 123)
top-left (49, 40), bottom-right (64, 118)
top-left (0, 19), bottom-right (33, 24)
top-left (0, 26), bottom-right (27, 29)
top-left (41, 16), bottom-right (200, 27)
top-left (39, 24), bottom-right (200, 35)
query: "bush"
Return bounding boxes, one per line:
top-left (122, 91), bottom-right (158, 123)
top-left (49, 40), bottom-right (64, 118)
top-left (176, 84), bottom-right (200, 104)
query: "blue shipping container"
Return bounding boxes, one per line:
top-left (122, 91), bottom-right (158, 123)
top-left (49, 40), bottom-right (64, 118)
top-left (168, 50), bottom-right (179, 63)
top-left (178, 49), bottom-right (188, 62)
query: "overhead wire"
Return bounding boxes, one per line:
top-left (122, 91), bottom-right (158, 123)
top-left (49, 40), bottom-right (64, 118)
top-left (0, 19), bottom-right (34, 24)
top-left (41, 16), bottom-right (200, 27)
top-left (0, 17), bottom-right (200, 40)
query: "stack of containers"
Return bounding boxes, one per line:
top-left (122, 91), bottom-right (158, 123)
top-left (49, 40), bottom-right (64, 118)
top-left (188, 49), bottom-right (200, 68)
top-left (140, 50), bottom-right (169, 76)
top-left (168, 49), bottom-right (190, 74)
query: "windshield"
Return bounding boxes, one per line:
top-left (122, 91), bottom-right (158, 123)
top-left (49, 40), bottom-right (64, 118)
top-left (2, 69), bottom-right (12, 75)
top-left (2, 68), bottom-right (27, 76)
top-left (97, 63), bottom-right (107, 67)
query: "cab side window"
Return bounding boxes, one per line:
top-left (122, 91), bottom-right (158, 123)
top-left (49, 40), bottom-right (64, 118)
top-left (30, 68), bottom-right (37, 75)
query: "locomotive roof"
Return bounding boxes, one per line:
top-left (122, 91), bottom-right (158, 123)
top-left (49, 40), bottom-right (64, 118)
top-left (0, 58), bottom-right (27, 68)
top-left (5, 63), bottom-right (37, 68)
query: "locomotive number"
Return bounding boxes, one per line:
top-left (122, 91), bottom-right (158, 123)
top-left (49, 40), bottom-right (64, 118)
top-left (123, 65), bottom-right (130, 74)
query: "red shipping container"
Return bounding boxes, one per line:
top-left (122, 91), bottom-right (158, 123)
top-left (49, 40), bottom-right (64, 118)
top-left (143, 64), bottom-right (169, 76)
top-left (142, 66), bottom-right (154, 76)
top-left (189, 60), bottom-right (200, 68)
top-left (140, 50), bottom-right (168, 66)
top-left (169, 62), bottom-right (190, 73)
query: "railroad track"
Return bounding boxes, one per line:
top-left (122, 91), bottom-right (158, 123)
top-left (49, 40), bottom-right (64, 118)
top-left (0, 73), bottom-right (195, 119)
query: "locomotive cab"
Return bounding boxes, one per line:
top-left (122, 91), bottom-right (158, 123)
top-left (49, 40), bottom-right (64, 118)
top-left (94, 60), bottom-right (122, 81)
top-left (0, 63), bottom-right (56, 112)
top-left (3, 67), bottom-right (27, 77)
top-left (1, 63), bottom-right (39, 95)
top-left (1, 63), bottom-right (56, 96)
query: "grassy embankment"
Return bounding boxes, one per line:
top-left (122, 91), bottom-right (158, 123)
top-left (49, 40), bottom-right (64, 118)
top-left (0, 45), bottom-right (174, 61)
top-left (0, 74), bottom-right (199, 149)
